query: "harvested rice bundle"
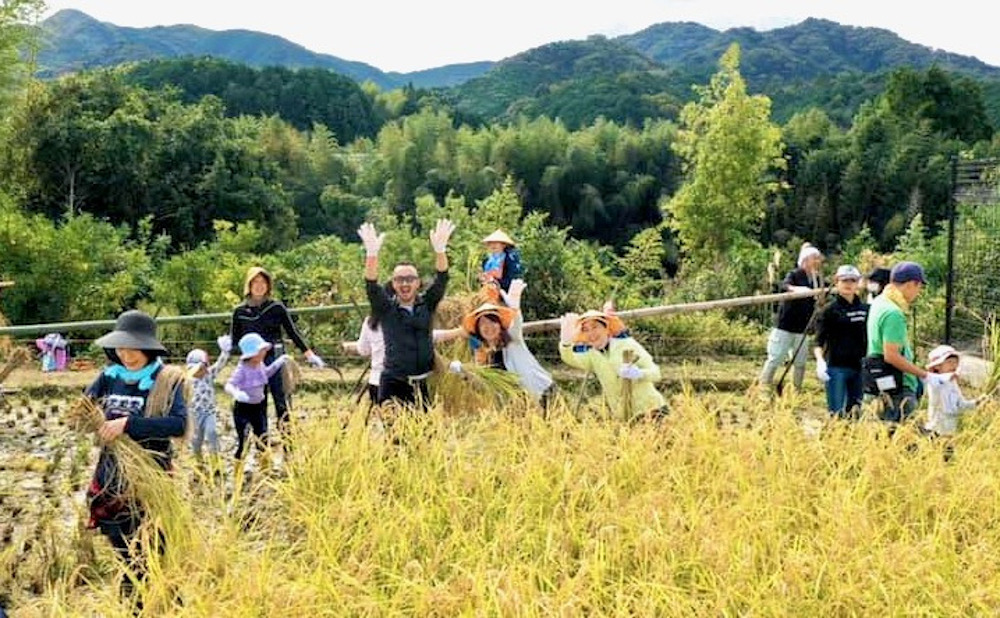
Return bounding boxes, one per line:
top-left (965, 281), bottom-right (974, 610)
top-left (281, 356), bottom-right (302, 395)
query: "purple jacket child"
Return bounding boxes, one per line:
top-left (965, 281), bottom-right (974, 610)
top-left (224, 347), bottom-right (290, 404)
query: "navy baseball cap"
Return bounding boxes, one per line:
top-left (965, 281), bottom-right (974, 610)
top-left (889, 261), bottom-right (927, 285)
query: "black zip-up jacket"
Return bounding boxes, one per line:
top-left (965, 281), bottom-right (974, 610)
top-left (775, 268), bottom-right (824, 333)
top-left (367, 270), bottom-right (448, 379)
top-left (230, 299), bottom-right (309, 352)
top-left (814, 294), bottom-right (869, 370)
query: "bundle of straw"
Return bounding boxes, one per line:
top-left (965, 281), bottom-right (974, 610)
top-left (0, 346), bottom-right (28, 383)
top-left (281, 356), bottom-right (302, 394)
top-left (434, 290), bottom-right (488, 329)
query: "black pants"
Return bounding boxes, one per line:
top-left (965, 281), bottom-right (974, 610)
top-left (264, 348), bottom-right (290, 434)
top-left (100, 513), bottom-right (159, 606)
top-left (377, 375), bottom-right (430, 411)
top-left (234, 400), bottom-right (268, 459)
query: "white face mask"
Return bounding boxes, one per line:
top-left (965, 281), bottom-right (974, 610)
top-left (866, 282), bottom-right (881, 293)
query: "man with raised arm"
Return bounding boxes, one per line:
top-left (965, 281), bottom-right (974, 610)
top-left (358, 219), bottom-right (455, 409)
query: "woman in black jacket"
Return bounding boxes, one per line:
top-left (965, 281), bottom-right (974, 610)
top-left (229, 267), bottom-right (324, 442)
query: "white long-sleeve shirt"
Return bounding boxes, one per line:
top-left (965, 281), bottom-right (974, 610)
top-left (924, 375), bottom-right (977, 435)
top-left (355, 318), bottom-right (385, 387)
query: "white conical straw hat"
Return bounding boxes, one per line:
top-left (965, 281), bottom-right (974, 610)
top-left (482, 229), bottom-right (515, 246)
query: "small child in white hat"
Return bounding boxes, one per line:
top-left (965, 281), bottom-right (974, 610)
top-left (923, 344), bottom-right (988, 460)
top-left (186, 334), bottom-right (233, 463)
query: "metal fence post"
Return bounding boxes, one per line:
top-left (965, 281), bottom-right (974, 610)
top-left (944, 155), bottom-right (958, 345)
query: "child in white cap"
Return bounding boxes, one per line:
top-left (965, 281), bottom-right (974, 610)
top-left (186, 334), bottom-right (233, 463)
top-left (923, 345), bottom-right (986, 436)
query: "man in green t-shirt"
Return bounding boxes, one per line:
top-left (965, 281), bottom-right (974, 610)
top-left (865, 261), bottom-right (949, 421)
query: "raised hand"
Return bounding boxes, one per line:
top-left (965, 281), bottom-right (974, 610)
top-left (560, 312), bottom-right (580, 345)
top-left (429, 219), bottom-right (456, 254)
top-left (357, 222), bottom-right (386, 257)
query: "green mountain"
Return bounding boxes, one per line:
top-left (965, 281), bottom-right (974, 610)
top-left (35, 10), bottom-right (1000, 129)
top-left (453, 35), bottom-right (666, 122)
top-left (35, 9), bottom-right (495, 90)
top-left (618, 18), bottom-right (1000, 85)
top-left (452, 18), bottom-right (1000, 126)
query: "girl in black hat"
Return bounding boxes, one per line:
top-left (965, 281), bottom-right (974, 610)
top-left (83, 309), bottom-right (188, 606)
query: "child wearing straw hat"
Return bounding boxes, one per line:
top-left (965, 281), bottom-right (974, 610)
top-left (226, 333), bottom-right (290, 459)
top-left (479, 229), bottom-right (523, 305)
top-left (558, 308), bottom-right (666, 421)
top-left (449, 279), bottom-right (555, 405)
top-left (83, 309), bottom-right (189, 604)
top-left (185, 334), bottom-right (233, 465)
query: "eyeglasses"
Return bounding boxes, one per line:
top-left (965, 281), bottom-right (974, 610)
top-left (392, 275), bottom-right (419, 284)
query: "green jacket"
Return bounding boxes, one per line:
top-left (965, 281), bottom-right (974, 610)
top-left (559, 336), bottom-right (666, 419)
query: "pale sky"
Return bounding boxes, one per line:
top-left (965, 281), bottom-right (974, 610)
top-left (42, 1), bottom-right (1000, 73)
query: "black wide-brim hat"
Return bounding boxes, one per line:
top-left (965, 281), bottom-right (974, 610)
top-left (94, 310), bottom-right (167, 353)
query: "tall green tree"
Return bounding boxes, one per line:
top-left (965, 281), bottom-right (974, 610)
top-left (663, 44), bottom-right (785, 266)
top-left (0, 0), bottom-right (41, 111)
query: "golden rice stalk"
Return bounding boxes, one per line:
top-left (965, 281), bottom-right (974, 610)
top-left (620, 349), bottom-right (637, 422)
top-left (983, 315), bottom-right (1000, 396)
top-left (66, 396), bottom-right (106, 434)
top-left (434, 290), bottom-right (488, 329)
top-left (0, 345), bottom-right (28, 383)
top-left (64, 396), bottom-right (199, 591)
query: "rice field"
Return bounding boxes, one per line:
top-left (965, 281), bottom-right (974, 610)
top-left (3, 361), bottom-right (1000, 616)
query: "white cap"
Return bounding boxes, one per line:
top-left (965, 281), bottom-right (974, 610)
top-left (835, 265), bottom-right (862, 280)
top-left (797, 244), bottom-right (822, 268)
top-left (927, 344), bottom-right (959, 369)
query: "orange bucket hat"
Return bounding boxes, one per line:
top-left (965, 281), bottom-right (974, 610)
top-left (575, 309), bottom-right (627, 342)
top-left (462, 303), bottom-right (517, 336)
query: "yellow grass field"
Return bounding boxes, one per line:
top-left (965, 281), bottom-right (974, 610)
top-left (3, 366), bottom-right (1000, 616)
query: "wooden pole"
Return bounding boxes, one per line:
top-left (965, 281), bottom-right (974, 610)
top-left (520, 288), bottom-right (825, 334)
top-left (340, 288), bottom-right (824, 353)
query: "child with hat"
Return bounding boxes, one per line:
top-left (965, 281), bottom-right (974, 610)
top-left (225, 333), bottom-right (290, 460)
top-left (558, 307), bottom-right (666, 421)
top-left (83, 309), bottom-right (189, 604)
top-left (923, 344), bottom-right (987, 454)
top-left (185, 334), bottom-right (233, 464)
top-left (479, 229), bottom-right (524, 305)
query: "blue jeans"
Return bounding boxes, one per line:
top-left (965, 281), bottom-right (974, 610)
top-left (826, 366), bottom-right (863, 418)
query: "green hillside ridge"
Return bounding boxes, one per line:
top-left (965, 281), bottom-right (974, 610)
top-left (33, 9), bottom-right (1000, 130)
top-left (36, 9), bottom-right (493, 90)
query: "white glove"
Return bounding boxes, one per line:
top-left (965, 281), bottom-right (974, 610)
top-left (357, 222), bottom-right (385, 257)
top-left (815, 359), bottom-right (830, 382)
top-left (305, 351), bottom-right (325, 368)
top-left (429, 219), bottom-right (456, 254)
top-left (500, 279), bottom-right (527, 308)
top-left (275, 354), bottom-right (292, 366)
top-left (618, 364), bottom-right (643, 380)
top-left (924, 372), bottom-right (952, 387)
top-left (217, 334), bottom-right (232, 353)
top-left (559, 313), bottom-right (580, 345)
top-left (448, 359), bottom-right (463, 374)
top-left (229, 388), bottom-right (250, 403)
